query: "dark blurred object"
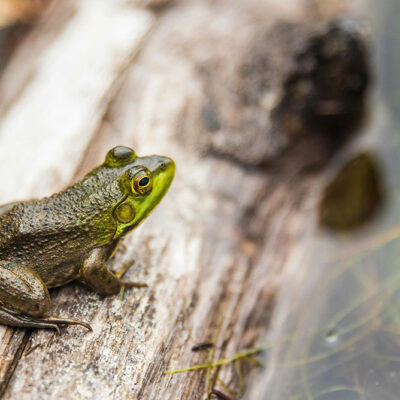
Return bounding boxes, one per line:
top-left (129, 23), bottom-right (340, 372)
top-left (191, 342), bottom-right (214, 352)
top-left (201, 18), bottom-right (370, 169)
top-left (275, 19), bottom-right (369, 151)
top-left (131, 0), bottom-right (174, 9)
top-left (209, 389), bottom-right (232, 400)
top-left (319, 152), bottom-right (383, 231)
top-left (0, 0), bottom-right (50, 72)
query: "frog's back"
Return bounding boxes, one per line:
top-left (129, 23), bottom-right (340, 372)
top-left (0, 171), bottom-right (121, 268)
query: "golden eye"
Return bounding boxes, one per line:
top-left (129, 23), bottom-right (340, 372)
top-left (132, 172), bottom-right (152, 195)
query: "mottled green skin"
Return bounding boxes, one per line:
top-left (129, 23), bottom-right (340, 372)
top-left (0, 146), bottom-right (175, 331)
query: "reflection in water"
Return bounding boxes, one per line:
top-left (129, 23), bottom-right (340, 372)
top-left (256, 231), bottom-right (400, 400)
top-left (252, 2), bottom-right (400, 400)
top-left (319, 152), bottom-right (383, 231)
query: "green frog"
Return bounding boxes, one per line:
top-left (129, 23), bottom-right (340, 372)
top-left (0, 146), bottom-right (175, 332)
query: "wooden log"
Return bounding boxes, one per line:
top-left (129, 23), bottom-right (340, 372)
top-left (0, 0), bottom-right (369, 398)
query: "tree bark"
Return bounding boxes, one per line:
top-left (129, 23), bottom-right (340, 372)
top-left (0, 0), bottom-right (369, 399)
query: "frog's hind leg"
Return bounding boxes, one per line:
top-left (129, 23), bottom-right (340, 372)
top-left (0, 261), bottom-right (91, 332)
top-left (0, 308), bottom-right (92, 333)
top-left (0, 307), bottom-right (65, 333)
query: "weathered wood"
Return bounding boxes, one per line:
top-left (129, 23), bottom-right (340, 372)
top-left (0, 0), bottom-right (368, 399)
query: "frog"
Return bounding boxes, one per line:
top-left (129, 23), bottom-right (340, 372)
top-left (0, 145), bottom-right (175, 332)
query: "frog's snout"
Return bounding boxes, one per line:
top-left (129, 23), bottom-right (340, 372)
top-left (158, 156), bottom-right (175, 173)
top-left (137, 154), bottom-right (175, 182)
top-left (154, 156), bottom-right (175, 192)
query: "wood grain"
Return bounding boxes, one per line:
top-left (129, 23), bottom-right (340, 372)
top-left (0, 0), bottom-right (368, 399)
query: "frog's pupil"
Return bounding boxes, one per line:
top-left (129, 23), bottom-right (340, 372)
top-left (139, 177), bottom-right (149, 187)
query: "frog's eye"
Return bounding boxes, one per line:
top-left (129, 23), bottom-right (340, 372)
top-left (104, 146), bottom-right (136, 167)
top-left (132, 170), bottom-right (152, 195)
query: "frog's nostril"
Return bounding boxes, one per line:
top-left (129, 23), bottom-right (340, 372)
top-left (158, 156), bottom-right (175, 172)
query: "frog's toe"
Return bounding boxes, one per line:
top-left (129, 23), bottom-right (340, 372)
top-left (39, 315), bottom-right (92, 331)
top-left (0, 305), bottom-right (91, 332)
top-left (0, 306), bottom-right (61, 333)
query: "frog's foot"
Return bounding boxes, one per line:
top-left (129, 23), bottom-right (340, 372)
top-left (81, 250), bottom-right (148, 295)
top-left (0, 306), bottom-right (62, 333)
top-left (115, 263), bottom-right (148, 289)
top-left (36, 315), bottom-right (92, 332)
top-left (0, 306), bottom-right (92, 333)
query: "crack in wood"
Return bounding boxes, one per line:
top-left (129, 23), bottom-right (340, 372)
top-left (0, 330), bottom-right (31, 398)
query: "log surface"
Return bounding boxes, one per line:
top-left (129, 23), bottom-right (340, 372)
top-left (0, 0), bottom-right (368, 399)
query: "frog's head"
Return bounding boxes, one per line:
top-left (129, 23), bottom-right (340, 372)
top-left (103, 146), bottom-right (175, 239)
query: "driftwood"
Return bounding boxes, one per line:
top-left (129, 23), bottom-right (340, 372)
top-left (0, 0), bottom-right (369, 399)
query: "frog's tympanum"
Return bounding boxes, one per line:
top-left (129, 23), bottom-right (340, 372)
top-left (0, 146), bottom-right (175, 332)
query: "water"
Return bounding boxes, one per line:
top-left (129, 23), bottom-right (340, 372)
top-left (253, 2), bottom-right (400, 399)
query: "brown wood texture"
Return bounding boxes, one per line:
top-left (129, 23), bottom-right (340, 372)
top-left (0, 0), bottom-right (368, 399)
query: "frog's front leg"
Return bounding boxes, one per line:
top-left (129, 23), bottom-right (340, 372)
top-left (0, 261), bottom-right (91, 332)
top-left (80, 247), bottom-right (147, 295)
